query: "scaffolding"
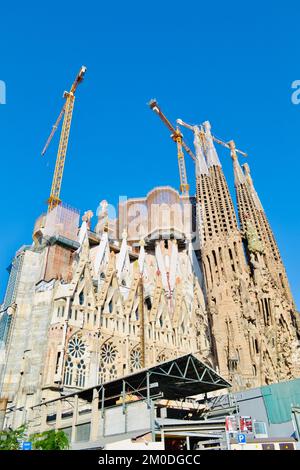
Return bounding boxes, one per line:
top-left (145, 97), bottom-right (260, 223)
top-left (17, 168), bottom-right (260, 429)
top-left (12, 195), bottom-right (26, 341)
top-left (0, 253), bottom-right (24, 344)
top-left (44, 203), bottom-right (80, 242)
top-left (42, 203), bottom-right (80, 282)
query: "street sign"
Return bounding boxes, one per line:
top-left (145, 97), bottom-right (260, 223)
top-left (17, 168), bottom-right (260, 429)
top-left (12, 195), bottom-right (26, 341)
top-left (22, 441), bottom-right (32, 450)
top-left (237, 433), bottom-right (246, 444)
top-left (225, 415), bottom-right (238, 432)
top-left (240, 416), bottom-right (253, 432)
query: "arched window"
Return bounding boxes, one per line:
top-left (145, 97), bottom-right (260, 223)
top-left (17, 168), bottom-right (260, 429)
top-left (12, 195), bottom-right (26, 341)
top-left (64, 356), bottom-right (73, 386)
top-left (206, 255), bottom-right (213, 284)
top-left (228, 248), bottom-right (236, 272)
top-left (144, 296), bottom-right (152, 310)
top-left (79, 291), bottom-right (84, 306)
top-left (98, 342), bottom-right (118, 384)
top-left (63, 335), bottom-right (87, 388)
top-left (76, 359), bottom-right (86, 388)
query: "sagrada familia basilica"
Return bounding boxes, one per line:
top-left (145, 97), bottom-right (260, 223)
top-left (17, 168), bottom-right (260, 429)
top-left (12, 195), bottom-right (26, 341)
top-left (0, 117), bottom-right (299, 428)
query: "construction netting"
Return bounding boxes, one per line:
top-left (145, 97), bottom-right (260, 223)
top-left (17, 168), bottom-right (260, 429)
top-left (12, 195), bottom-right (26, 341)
top-left (261, 378), bottom-right (300, 424)
top-left (43, 203), bottom-right (80, 282)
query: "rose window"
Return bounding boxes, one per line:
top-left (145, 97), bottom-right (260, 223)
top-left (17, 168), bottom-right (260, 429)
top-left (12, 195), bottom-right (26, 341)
top-left (68, 336), bottom-right (86, 358)
top-left (130, 348), bottom-right (142, 371)
top-left (101, 342), bottom-right (117, 364)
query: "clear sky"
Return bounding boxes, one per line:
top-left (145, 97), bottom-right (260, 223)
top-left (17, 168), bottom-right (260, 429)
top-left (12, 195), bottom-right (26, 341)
top-left (0, 1), bottom-right (299, 307)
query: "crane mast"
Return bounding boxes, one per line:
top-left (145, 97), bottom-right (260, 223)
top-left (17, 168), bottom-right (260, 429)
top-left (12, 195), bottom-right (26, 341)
top-left (42, 66), bottom-right (87, 212)
top-left (148, 99), bottom-right (195, 196)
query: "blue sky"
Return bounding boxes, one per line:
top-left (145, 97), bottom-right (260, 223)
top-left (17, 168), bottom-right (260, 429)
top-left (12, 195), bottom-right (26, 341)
top-left (0, 1), bottom-right (299, 307)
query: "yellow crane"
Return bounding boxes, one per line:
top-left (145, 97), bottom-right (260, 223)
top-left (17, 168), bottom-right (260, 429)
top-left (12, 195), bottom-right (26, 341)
top-left (148, 99), bottom-right (195, 196)
top-left (42, 65), bottom-right (87, 211)
top-left (176, 118), bottom-right (248, 158)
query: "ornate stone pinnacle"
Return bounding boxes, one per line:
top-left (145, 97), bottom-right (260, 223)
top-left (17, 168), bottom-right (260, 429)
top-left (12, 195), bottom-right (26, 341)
top-left (100, 200), bottom-right (108, 214)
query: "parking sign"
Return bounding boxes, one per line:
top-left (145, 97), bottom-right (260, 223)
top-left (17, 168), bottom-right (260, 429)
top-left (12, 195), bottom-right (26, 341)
top-left (22, 441), bottom-right (32, 450)
top-left (237, 433), bottom-right (246, 444)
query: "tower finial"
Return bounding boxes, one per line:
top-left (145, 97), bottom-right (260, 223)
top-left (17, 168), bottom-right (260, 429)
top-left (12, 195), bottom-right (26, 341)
top-left (242, 163), bottom-right (251, 180)
top-left (231, 145), bottom-right (245, 186)
top-left (82, 210), bottom-right (93, 230)
top-left (193, 126), bottom-right (209, 175)
top-left (203, 121), bottom-right (221, 168)
top-left (228, 140), bottom-right (237, 160)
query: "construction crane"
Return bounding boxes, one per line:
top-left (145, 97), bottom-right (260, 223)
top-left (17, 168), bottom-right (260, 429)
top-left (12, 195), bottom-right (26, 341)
top-left (41, 65), bottom-right (87, 211)
top-left (177, 118), bottom-right (247, 158)
top-left (148, 99), bottom-right (196, 196)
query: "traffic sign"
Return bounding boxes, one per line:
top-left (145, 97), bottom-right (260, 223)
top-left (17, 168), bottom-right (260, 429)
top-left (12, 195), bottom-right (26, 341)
top-left (22, 441), bottom-right (32, 450)
top-left (237, 433), bottom-right (246, 444)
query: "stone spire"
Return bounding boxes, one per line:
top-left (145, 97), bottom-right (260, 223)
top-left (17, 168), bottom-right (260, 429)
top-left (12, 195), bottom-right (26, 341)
top-left (193, 126), bottom-right (222, 248)
top-left (242, 163), bottom-right (293, 301)
top-left (194, 127), bottom-right (256, 386)
top-left (203, 122), bottom-right (238, 234)
top-left (231, 143), bottom-right (265, 241)
top-left (232, 149), bottom-right (293, 302)
top-left (243, 163), bottom-right (264, 211)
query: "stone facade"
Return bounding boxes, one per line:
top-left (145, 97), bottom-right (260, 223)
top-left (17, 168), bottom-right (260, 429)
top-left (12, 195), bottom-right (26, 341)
top-left (194, 122), bottom-right (300, 389)
top-left (0, 122), bottom-right (299, 429)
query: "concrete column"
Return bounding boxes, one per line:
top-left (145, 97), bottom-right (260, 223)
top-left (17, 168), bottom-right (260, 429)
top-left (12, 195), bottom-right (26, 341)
top-left (0, 398), bottom-right (8, 431)
top-left (71, 395), bottom-right (78, 443)
top-left (55, 400), bottom-right (62, 430)
top-left (161, 427), bottom-right (165, 450)
top-left (41, 403), bottom-right (47, 431)
top-left (90, 388), bottom-right (99, 441)
top-left (125, 335), bottom-right (129, 374)
top-left (27, 406), bottom-right (34, 435)
top-left (65, 298), bottom-right (70, 320)
top-left (100, 386), bottom-right (105, 437)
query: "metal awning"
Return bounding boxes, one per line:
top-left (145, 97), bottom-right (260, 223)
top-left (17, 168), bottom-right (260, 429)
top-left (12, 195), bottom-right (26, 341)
top-left (36, 353), bottom-right (230, 408)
